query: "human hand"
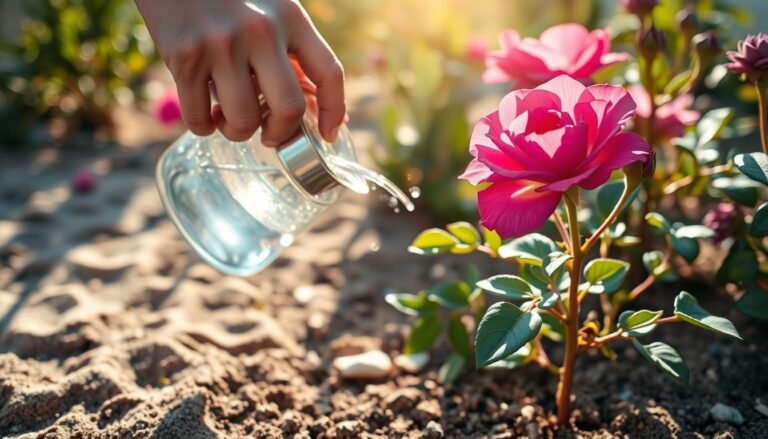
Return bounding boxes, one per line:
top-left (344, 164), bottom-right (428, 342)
top-left (135, 0), bottom-right (345, 145)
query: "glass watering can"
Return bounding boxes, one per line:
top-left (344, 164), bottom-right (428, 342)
top-left (156, 96), bottom-right (413, 276)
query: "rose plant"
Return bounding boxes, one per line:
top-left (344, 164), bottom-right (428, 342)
top-left (389, 75), bottom-right (742, 425)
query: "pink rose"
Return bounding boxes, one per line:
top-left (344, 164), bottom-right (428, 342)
top-left (627, 85), bottom-right (699, 139)
top-left (154, 90), bottom-right (182, 126)
top-left (460, 75), bottom-right (651, 238)
top-left (483, 24), bottom-right (630, 88)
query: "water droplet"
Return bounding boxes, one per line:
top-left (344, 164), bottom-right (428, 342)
top-left (369, 241), bottom-right (380, 252)
top-left (387, 196), bottom-right (398, 208)
top-left (408, 186), bottom-right (421, 199)
top-left (394, 207), bottom-right (400, 214)
top-left (279, 234), bottom-right (294, 246)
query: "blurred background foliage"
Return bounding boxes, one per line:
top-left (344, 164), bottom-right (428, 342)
top-left (0, 0), bottom-right (766, 219)
top-left (0, 0), bottom-right (155, 145)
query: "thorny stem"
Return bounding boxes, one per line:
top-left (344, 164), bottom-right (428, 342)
top-left (756, 82), bottom-right (768, 156)
top-left (556, 191), bottom-right (582, 426)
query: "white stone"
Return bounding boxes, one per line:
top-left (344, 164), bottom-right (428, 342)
top-left (521, 404), bottom-right (536, 421)
top-left (755, 403), bottom-right (768, 418)
top-left (710, 403), bottom-right (745, 425)
top-left (333, 350), bottom-right (392, 380)
top-left (394, 352), bottom-right (430, 374)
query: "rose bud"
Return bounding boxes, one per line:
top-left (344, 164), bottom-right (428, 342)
top-left (638, 26), bottom-right (666, 60)
top-left (620, 0), bottom-right (659, 18)
top-left (676, 8), bottom-right (698, 39)
top-left (693, 31), bottom-right (722, 65)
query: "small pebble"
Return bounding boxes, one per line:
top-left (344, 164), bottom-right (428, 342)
top-left (710, 403), bottom-right (744, 425)
top-left (424, 420), bottom-right (443, 438)
top-left (394, 352), bottom-right (429, 374)
top-left (333, 350), bottom-right (392, 380)
top-left (521, 404), bottom-right (536, 421)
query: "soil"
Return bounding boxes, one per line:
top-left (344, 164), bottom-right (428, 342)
top-left (1, 90), bottom-right (768, 438)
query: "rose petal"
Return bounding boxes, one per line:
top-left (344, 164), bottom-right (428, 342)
top-left (578, 131), bottom-right (651, 189)
top-left (478, 180), bottom-right (562, 238)
top-left (537, 75), bottom-right (586, 115)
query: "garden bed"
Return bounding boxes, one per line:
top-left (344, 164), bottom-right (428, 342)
top-left (0, 138), bottom-right (766, 438)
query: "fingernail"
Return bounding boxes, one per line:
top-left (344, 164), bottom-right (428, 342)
top-left (263, 139), bottom-right (278, 148)
top-left (329, 126), bottom-right (340, 143)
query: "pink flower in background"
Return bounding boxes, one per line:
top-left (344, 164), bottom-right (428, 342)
top-left (73, 170), bottom-right (97, 193)
top-left (483, 24), bottom-right (630, 88)
top-left (466, 36), bottom-right (489, 62)
top-left (627, 85), bottom-right (700, 139)
top-left (154, 90), bottom-right (182, 126)
top-left (460, 75), bottom-right (650, 238)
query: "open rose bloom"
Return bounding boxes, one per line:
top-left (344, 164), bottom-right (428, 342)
top-left (460, 75), bottom-right (651, 238)
top-left (627, 85), bottom-right (700, 139)
top-left (483, 24), bottom-right (630, 88)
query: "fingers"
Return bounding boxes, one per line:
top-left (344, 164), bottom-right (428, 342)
top-left (172, 48), bottom-right (216, 136)
top-left (289, 22), bottom-right (346, 143)
top-left (250, 45), bottom-right (305, 147)
top-left (211, 57), bottom-right (262, 142)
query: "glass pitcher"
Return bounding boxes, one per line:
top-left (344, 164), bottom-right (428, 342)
top-left (155, 103), bottom-right (369, 276)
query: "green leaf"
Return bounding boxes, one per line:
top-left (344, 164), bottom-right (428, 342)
top-left (646, 212), bottom-right (672, 232)
top-left (545, 252), bottom-right (572, 277)
top-left (448, 314), bottom-right (472, 359)
top-left (716, 242), bottom-right (758, 285)
top-left (642, 251), bottom-right (676, 281)
top-left (409, 229), bottom-right (458, 255)
top-left (633, 340), bottom-right (690, 385)
top-left (476, 275), bottom-right (537, 300)
top-left (428, 281), bottom-right (472, 310)
top-left (596, 180), bottom-right (639, 220)
top-left (537, 292), bottom-right (559, 310)
top-left (446, 221), bottom-right (481, 246)
top-left (385, 292), bottom-right (438, 316)
top-left (475, 302), bottom-right (542, 367)
top-left (696, 108), bottom-right (733, 147)
top-left (618, 309), bottom-right (662, 336)
top-left (750, 203), bottom-right (768, 237)
top-left (671, 236), bottom-right (699, 264)
top-left (486, 343), bottom-right (534, 369)
top-left (735, 287), bottom-right (768, 320)
top-left (437, 353), bottom-right (465, 384)
top-left (713, 177), bottom-right (761, 207)
top-left (583, 258), bottom-right (630, 294)
top-left (497, 233), bottom-right (557, 266)
top-left (404, 312), bottom-right (441, 354)
top-left (483, 228), bottom-right (502, 254)
top-left (465, 265), bottom-right (480, 288)
top-left (674, 291), bottom-right (741, 339)
top-left (615, 236), bottom-right (641, 247)
top-left (734, 152), bottom-right (768, 186)
top-left (664, 70), bottom-right (693, 95)
top-left (674, 225), bottom-right (715, 239)
top-left (540, 311), bottom-right (565, 342)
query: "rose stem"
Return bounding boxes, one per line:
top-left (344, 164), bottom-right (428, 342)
top-left (756, 82), bottom-right (768, 155)
top-left (556, 190), bottom-right (583, 426)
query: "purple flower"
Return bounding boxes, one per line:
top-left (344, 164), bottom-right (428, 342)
top-left (726, 33), bottom-right (768, 82)
top-left (703, 203), bottom-right (739, 245)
